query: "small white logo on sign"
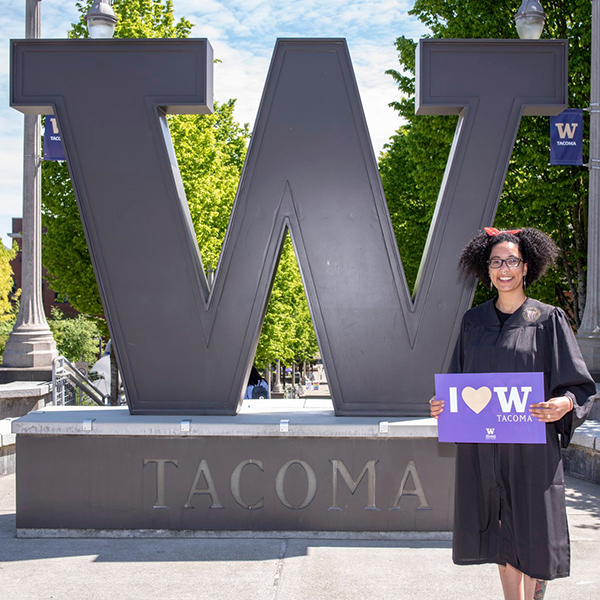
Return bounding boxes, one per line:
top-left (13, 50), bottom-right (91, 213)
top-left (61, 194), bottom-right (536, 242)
top-left (485, 427), bottom-right (497, 440)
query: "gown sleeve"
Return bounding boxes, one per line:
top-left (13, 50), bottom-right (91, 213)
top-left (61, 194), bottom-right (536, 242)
top-left (547, 307), bottom-right (597, 447)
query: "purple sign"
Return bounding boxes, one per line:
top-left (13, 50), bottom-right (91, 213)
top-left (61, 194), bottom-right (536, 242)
top-left (43, 115), bottom-right (65, 161)
top-left (434, 372), bottom-right (546, 444)
top-left (550, 108), bottom-right (583, 166)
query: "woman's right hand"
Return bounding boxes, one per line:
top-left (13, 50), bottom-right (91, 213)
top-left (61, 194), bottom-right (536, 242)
top-left (429, 396), bottom-right (444, 419)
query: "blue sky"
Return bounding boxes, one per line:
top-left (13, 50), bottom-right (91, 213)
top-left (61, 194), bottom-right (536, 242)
top-left (0, 0), bottom-right (429, 247)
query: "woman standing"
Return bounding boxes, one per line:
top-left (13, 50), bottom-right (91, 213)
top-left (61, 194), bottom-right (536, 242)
top-left (244, 366), bottom-right (270, 399)
top-left (430, 227), bottom-right (596, 600)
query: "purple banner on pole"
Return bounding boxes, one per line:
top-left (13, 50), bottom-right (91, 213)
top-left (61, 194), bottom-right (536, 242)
top-left (550, 108), bottom-right (583, 166)
top-left (434, 372), bottom-right (546, 444)
top-left (43, 115), bottom-right (65, 161)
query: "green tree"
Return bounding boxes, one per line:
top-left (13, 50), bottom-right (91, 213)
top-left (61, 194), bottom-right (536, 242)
top-left (48, 308), bottom-right (103, 363)
top-left (0, 240), bottom-right (18, 359)
top-left (167, 101), bottom-right (250, 273)
top-left (0, 239), bottom-right (16, 319)
top-left (381, 0), bottom-right (591, 324)
top-left (254, 236), bottom-right (319, 370)
top-left (70, 0), bottom-right (192, 39)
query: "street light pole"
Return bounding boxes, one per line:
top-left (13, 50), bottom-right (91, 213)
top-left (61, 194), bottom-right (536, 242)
top-left (577, 0), bottom-right (600, 379)
top-left (2, 0), bottom-right (57, 370)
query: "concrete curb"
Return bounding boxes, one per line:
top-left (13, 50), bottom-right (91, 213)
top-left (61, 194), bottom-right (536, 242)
top-left (11, 404), bottom-right (438, 438)
top-left (16, 528), bottom-right (453, 541)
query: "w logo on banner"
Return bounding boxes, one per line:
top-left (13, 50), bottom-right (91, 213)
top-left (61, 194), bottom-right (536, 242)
top-left (555, 122), bottom-right (579, 139)
top-left (550, 108), bottom-right (583, 165)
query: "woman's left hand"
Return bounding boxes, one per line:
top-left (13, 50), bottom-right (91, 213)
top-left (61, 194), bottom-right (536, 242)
top-left (529, 396), bottom-right (573, 423)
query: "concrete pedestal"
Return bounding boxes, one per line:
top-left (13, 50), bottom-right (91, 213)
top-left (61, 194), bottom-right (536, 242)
top-left (12, 402), bottom-right (455, 536)
top-left (0, 381), bottom-right (52, 420)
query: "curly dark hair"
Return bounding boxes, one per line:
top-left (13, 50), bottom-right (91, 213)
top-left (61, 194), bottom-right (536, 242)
top-left (248, 366), bottom-right (262, 386)
top-left (458, 228), bottom-right (558, 288)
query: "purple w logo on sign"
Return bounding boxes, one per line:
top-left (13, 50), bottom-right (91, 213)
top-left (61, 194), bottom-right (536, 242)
top-left (11, 38), bottom-right (567, 415)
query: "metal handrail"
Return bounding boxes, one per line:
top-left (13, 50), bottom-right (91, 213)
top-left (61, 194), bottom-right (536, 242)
top-left (52, 355), bottom-right (108, 406)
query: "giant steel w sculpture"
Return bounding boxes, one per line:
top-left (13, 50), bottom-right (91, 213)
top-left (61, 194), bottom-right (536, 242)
top-left (11, 38), bottom-right (567, 416)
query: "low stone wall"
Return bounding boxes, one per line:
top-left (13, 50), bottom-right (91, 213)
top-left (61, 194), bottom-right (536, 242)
top-left (0, 381), bottom-right (52, 420)
top-left (13, 405), bottom-right (455, 534)
top-left (563, 419), bottom-right (600, 485)
top-left (0, 381), bottom-right (52, 476)
top-left (4, 392), bottom-right (599, 485)
top-left (587, 396), bottom-right (600, 421)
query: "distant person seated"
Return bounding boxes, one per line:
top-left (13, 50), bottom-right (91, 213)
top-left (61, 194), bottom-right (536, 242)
top-left (244, 366), bottom-right (270, 399)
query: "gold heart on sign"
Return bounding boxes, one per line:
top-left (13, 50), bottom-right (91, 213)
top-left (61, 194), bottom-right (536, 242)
top-left (461, 386), bottom-right (492, 414)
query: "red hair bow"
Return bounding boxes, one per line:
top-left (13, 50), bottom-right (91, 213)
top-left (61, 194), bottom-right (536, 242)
top-left (484, 227), bottom-right (521, 236)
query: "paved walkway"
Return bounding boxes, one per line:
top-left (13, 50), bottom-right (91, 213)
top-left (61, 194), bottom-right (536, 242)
top-left (0, 474), bottom-right (599, 599)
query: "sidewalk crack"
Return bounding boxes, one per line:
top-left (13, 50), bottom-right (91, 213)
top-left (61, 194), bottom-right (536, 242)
top-left (271, 538), bottom-right (288, 600)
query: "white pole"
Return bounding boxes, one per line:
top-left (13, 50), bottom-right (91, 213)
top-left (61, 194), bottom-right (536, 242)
top-left (3, 0), bottom-right (57, 369)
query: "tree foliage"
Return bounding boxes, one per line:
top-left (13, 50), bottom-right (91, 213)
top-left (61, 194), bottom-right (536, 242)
top-left (48, 308), bottom-right (103, 364)
top-left (254, 236), bottom-right (319, 370)
top-left (41, 0), bottom-right (320, 368)
top-left (0, 240), bottom-right (18, 359)
top-left (380, 0), bottom-right (591, 324)
top-left (167, 102), bottom-right (250, 273)
top-left (42, 159), bottom-right (103, 316)
top-left (0, 240), bottom-right (16, 320)
top-left (70, 0), bottom-right (193, 39)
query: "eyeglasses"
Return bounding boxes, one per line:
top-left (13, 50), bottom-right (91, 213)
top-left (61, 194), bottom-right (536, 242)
top-left (487, 257), bottom-right (523, 269)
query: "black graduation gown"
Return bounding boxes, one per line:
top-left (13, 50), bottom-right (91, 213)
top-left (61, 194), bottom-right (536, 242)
top-left (449, 297), bottom-right (596, 580)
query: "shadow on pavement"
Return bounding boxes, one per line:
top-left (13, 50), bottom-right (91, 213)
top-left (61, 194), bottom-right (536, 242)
top-left (565, 475), bottom-right (600, 530)
top-left (0, 533), bottom-right (454, 563)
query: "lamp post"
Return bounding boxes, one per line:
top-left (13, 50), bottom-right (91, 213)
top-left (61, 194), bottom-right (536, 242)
top-left (273, 360), bottom-right (283, 394)
top-left (83, 0), bottom-right (120, 401)
top-left (2, 0), bottom-right (58, 371)
top-left (577, 0), bottom-right (600, 379)
top-left (512, 1), bottom-right (599, 379)
top-left (3, 0), bottom-right (119, 375)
